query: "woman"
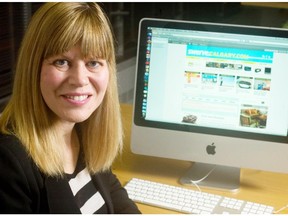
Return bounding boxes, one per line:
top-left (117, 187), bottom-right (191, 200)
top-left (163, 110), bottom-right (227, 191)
top-left (0, 2), bottom-right (140, 214)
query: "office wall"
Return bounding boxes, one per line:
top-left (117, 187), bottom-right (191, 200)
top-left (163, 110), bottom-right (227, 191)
top-left (117, 57), bottom-right (136, 104)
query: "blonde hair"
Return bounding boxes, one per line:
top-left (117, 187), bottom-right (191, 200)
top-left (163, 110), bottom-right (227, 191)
top-left (0, 2), bottom-right (123, 176)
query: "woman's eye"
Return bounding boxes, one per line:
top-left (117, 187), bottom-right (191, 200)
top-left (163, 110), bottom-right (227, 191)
top-left (53, 59), bottom-right (69, 67)
top-left (87, 61), bottom-right (100, 68)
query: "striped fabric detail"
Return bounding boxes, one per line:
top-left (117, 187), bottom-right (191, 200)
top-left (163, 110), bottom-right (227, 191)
top-left (68, 167), bottom-right (105, 214)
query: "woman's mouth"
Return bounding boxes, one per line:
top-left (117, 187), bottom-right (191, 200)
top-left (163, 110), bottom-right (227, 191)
top-left (65, 95), bottom-right (89, 101)
top-left (62, 94), bottom-right (91, 105)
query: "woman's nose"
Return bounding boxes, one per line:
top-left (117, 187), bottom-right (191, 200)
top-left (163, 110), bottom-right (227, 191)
top-left (68, 63), bottom-right (89, 86)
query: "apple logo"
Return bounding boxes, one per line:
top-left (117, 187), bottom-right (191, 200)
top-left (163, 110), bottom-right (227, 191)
top-left (206, 143), bottom-right (216, 155)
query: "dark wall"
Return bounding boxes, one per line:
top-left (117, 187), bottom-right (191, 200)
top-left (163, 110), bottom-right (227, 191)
top-left (1, 2), bottom-right (287, 111)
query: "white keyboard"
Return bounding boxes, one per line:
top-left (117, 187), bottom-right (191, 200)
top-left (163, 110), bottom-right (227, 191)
top-left (125, 178), bottom-right (274, 214)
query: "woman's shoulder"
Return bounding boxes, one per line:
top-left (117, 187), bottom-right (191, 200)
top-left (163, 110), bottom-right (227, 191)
top-left (0, 133), bottom-right (27, 156)
top-left (0, 133), bottom-right (47, 213)
top-left (0, 132), bottom-right (43, 180)
top-left (0, 133), bottom-right (20, 142)
top-left (0, 133), bottom-right (35, 171)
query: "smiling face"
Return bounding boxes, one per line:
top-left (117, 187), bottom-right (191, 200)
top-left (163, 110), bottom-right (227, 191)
top-left (40, 45), bottom-right (109, 124)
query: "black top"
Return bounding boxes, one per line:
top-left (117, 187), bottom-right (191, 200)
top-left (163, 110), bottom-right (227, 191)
top-left (0, 133), bottom-right (141, 214)
top-left (65, 151), bottom-right (108, 213)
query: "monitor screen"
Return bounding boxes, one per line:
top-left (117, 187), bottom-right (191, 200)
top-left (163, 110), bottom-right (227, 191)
top-left (131, 18), bottom-right (288, 190)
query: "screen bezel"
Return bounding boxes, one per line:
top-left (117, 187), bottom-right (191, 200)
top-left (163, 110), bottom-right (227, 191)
top-left (133, 18), bottom-right (288, 144)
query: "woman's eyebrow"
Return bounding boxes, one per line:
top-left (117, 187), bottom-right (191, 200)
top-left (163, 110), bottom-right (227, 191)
top-left (50, 53), bottom-right (73, 60)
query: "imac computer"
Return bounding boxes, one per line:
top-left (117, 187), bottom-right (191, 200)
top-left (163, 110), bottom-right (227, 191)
top-left (130, 18), bottom-right (288, 191)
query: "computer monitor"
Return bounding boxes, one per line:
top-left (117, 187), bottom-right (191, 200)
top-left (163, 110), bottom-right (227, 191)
top-left (131, 18), bottom-right (288, 191)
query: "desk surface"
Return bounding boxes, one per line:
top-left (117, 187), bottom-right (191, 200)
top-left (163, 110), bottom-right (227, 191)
top-left (241, 2), bottom-right (288, 9)
top-left (113, 104), bottom-right (288, 214)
